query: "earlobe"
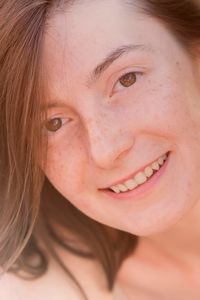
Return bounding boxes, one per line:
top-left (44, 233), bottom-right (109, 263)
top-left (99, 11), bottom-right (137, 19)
top-left (193, 45), bottom-right (200, 75)
top-left (197, 54), bottom-right (200, 85)
top-left (197, 45), bottom-right (200, 67)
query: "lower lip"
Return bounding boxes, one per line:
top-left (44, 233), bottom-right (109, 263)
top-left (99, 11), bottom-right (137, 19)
top-left (101, 152), bottom-right (170, 201)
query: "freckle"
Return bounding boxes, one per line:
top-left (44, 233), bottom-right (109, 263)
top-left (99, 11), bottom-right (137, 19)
top-left (175, 61), bottom-right (181, 70)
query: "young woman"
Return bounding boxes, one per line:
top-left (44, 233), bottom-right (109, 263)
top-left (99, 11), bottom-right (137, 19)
top-left (0, 0), bottom-right (200, 299)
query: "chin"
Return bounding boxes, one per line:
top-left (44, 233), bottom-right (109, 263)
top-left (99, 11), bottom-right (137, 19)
top-left (119, 200), bottom-right (195, 237)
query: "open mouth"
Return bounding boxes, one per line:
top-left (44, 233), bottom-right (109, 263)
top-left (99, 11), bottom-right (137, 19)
top-left (103, 151), bottom-right (170, 197)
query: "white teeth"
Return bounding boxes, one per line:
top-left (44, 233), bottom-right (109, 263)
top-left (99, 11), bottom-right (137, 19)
top-left (110, 186), bottom-right (121, 193)
top-left (151, 161), bottom-right (160, 170)
top-left (124, 179), bottom-right (138, 190)
top-left (134, 172), bottom-right (147, 185)
top-left (144, 166), bottom-right (153, 178)
top-left (109, 152), bottom-right (168, 193)
top-left (117, 184), bottom-right (129, 192)
top-left (158, 157), bottom-right (164, 165)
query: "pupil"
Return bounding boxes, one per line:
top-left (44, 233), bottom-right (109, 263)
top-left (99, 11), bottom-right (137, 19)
top-left (46, 118), bottom-right (62, 132)
top-left (120, 72), bottom-right (136, 87)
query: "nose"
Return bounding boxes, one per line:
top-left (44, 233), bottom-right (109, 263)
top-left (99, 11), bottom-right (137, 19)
top-left (84, 113), bottom-right (135, 169)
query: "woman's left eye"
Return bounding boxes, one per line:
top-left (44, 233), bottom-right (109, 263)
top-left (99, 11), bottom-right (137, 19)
top-left (112, 71), bottom-right (139, 94)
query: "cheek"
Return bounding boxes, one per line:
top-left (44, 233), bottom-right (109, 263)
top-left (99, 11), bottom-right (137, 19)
top-left (44, 136), bottom-right (87, 196)
top-left (132, 56), bottom-right (200, 138)
top-left (135, 75), bottom-right (199, 139)
top-left (45, 153), bottom-right (94, 216)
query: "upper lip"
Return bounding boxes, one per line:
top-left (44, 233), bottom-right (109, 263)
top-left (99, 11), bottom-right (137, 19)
top-left (100, 151), bottom-right (169, 189)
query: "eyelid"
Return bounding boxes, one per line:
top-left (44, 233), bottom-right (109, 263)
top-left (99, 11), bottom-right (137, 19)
top-left (46, 110), bottom-right (73, 121)
top-left (47, 116), bottom-right (71, 123)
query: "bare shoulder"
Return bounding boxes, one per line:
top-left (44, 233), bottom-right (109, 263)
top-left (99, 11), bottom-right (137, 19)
top-left (0, 264), bottom-right (83, 300)
top-left (53, 244), bottom-right (114, 300)
top-left (0, 248), bottom-right (113, 300)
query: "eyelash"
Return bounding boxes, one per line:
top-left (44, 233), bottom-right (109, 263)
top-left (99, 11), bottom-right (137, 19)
top-left (111, 70), bottom-right (141, 95)
top-left (43, 117), bottom-right (71, 136)
top-left (45, 71), bottom-right (141, 134)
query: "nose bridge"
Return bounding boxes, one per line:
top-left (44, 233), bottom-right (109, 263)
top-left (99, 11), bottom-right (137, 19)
top-left (84, 107), bottom-right (134, 169)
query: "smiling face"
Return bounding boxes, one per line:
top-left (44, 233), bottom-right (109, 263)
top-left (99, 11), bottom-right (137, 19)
top-left (42, 0), bottom-right (200, 236)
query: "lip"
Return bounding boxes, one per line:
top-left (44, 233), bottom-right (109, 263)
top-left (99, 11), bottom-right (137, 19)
top-left (100, 151), bottom-right (170, 200)
top-left (100, 151), bottom-right (170, 189)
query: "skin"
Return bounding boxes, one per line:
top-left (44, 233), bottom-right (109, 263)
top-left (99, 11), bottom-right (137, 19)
top-left (42, 0), bottom-right (200, 296)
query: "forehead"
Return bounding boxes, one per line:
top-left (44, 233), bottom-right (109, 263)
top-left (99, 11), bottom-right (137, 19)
top-left (44, 1), bottom-right (142, 68)
top-left (42, 0), bottom-right (180, 99)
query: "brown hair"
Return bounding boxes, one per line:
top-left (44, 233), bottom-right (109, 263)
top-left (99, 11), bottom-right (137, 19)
top-left (0, 0), bottom-right (200, 299)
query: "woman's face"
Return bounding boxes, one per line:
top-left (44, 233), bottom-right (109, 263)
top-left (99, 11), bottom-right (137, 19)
top-left (42, 0), bottom-right (200, 236)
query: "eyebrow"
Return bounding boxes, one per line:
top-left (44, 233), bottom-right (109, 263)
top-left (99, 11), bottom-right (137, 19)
top-left (45, 43), bottom-right (153, 110)
top-left (86, 43), bottom-right (153, 87)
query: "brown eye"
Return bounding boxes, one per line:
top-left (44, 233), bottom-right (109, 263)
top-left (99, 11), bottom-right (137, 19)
top-left (119, 72), bottom-right (137, 87)
top-left (45, 118), bottom-right (62, 132)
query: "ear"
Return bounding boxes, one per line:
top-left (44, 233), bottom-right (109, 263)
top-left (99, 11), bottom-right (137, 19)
top-left (192, 44), bottom-right (200, 69)
top-left (196, 46), bottom-right (200, 84)
top-left (197, 44), bottom-right (200, 64)
top-left (197, 43), bottom-right (200, 56)
top-left (190, 44), bottom-right (200, 86)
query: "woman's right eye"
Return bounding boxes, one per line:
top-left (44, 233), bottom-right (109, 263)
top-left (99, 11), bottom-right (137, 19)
top-left (45, 117), bottom-right (69, 132)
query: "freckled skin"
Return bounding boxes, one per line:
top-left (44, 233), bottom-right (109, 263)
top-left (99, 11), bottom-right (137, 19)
top-left (42, 0), bottom-right (200, 237)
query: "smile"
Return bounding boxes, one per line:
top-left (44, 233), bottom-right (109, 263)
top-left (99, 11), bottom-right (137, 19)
top-left (109, 152), bottom-right (170, 194)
